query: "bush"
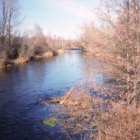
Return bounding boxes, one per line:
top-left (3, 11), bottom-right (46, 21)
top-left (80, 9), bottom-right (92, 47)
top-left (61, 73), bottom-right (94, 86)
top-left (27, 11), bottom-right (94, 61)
top-left (54, 88), bottom-right (140, 140)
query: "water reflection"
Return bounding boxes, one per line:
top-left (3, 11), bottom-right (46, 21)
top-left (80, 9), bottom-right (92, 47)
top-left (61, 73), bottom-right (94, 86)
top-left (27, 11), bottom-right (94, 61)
top-left (0, 50), bottom-right (105, 140)
top-left (0, 50), bottom-right (88, 140)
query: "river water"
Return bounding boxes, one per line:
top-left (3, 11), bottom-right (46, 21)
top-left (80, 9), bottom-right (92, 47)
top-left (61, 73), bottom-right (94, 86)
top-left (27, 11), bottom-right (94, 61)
top-left (0, 50), bottom-right (91, 140)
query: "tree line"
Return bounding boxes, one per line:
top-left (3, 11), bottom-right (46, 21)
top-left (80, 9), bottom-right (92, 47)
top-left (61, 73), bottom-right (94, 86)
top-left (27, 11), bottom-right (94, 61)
top-left (0, 0), bottom-right (77, 67)
top-left (56, 0), bottom-right (140, 139)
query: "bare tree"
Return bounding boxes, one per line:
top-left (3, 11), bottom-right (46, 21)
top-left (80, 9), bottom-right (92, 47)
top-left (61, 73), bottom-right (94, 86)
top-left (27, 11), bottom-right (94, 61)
top-left (0, 0), bottom-right (8, 47)
top-left (105, 0), bottom-right (140, 104)
top-left (18, 25), bottom-right (45, 60)
top-left (81, 0), bottom-right (140, 104)
top-left (7, 0), bottom-right (20, 47)
top-left (0, 0), bottom-right (20, 48)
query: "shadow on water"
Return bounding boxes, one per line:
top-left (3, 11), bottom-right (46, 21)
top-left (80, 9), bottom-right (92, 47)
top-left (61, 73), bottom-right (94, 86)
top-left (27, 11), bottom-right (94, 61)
top-left (0, 50), bottom-right (104, 140)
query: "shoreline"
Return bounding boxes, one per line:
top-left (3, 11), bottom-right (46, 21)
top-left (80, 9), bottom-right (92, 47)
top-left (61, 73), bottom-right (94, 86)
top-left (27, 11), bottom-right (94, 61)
top-left (0, 49), bottom-right (66, 69)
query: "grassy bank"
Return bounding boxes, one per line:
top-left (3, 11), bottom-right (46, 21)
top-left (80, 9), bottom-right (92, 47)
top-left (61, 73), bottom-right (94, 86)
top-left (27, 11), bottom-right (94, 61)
top-left (34, 49), bottom-right (66, 60)
top-left (0, 49), bottom-right (66, 68)
top-left (34, 51), bottom-right (54, 60)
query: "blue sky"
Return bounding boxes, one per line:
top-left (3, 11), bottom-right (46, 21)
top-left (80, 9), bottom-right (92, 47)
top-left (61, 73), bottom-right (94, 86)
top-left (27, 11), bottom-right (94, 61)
top-left (20, 0), bottom-right (100, 39)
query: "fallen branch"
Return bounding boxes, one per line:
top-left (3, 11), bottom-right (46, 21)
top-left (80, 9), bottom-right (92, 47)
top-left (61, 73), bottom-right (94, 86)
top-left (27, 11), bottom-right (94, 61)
top-left (60, 87), bottom-right (74, 105)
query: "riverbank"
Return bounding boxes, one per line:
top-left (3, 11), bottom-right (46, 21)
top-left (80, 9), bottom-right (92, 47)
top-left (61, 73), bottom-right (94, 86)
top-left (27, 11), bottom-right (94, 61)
top-left (0, 50), bottom-right (83, 140)
top-left (48, 86), bottom-right (140, 140)
top-left (0, 49), bottom-right (66, 69)
top-left (34, 49), bottom-right (66, 60)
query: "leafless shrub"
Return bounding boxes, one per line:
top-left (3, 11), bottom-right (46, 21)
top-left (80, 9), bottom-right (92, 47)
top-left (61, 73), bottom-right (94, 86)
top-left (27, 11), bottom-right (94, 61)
top-left (80, 0), bottom-right (140, 105)
top-left (17, 25), bottom-right (45, 61)
top-left (52, 86), bottom-right (140, 140)
top-left (18, 38), bottom-right (36, 61)
top-left (96, 102), bottom-right (140, 140)
top-left (52, 87), bottom-right (102, 137)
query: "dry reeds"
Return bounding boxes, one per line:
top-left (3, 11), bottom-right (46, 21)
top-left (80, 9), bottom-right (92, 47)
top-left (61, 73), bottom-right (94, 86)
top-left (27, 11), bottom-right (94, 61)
top-left (53, 87), bottom-right (140, 140)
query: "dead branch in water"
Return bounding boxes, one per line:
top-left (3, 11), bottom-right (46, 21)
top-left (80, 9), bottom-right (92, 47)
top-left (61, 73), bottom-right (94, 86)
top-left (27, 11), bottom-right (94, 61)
top-left (60, 87), bottom-right (74, 105)
top-left (47, 87), bottom-right (74, 104)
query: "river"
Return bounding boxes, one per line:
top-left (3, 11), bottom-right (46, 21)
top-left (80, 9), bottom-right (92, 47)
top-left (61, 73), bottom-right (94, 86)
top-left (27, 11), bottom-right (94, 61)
top-left (0, 50), bottom-right (91, 140)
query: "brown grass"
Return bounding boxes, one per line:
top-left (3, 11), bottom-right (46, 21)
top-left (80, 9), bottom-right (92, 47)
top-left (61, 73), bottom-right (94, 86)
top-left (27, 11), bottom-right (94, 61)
top-left (0, 59), bottom-right (5, 68)
top-left (34, 49), bottom-right (65, 60)
top-left (34, 51), bottom-right (54, 59)
top-left (11, 57), bottom-right (28, 64)
top-left (53, 88), bottom-right (101, 134)
top-left (56, 49), bottom-right (66, 55)
top-left (52, 88), bottom-right (140, 140)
